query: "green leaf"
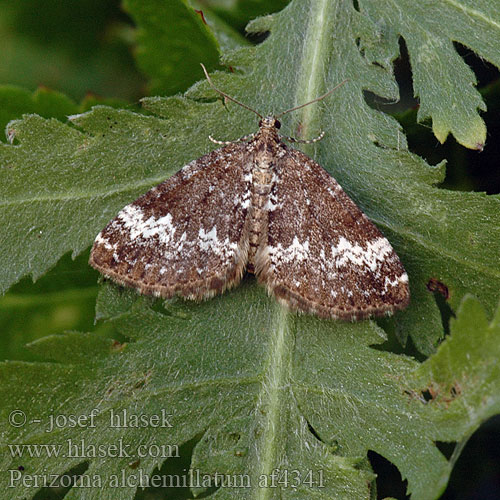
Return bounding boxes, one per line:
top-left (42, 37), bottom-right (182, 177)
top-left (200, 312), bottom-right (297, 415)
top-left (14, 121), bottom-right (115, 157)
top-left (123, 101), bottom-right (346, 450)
top-left (1, 0), bottom-right (499, 352)
top-left (1, 1), bottom-right (500, 497)
top-left (202, 0), bottom-right (291, 32)
top-left (123, 0), bottom-right (225, 96)
top-left (0, 84), bottom-right (138, 146)
top-left (0, 251), bottom-right (114, 362)
top-left (411, 295), bottom-right (500, 434)
top-left (0, 1), bottom-right (145, 101)
top-left (188, 0), bottom-right (254, 52)
top-left (0, 86), bottom-right (78, 141)
top-left (1, 288), bottom-right (499, 499)
top-left (359, 0), bottom-right (498, 150)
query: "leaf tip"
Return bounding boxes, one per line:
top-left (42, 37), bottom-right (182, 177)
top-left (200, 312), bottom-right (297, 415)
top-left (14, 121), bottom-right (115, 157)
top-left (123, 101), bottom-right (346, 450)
top-left (5, 119), bottom-right (21, 143)
top-left (433, 115), bottom-right (486, 150)
top-left (67, 112), bottom-right (87, 125)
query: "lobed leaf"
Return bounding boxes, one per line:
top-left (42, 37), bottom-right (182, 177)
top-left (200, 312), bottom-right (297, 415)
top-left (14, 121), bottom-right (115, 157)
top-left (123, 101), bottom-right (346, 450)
top-left (0, 86), bottom-right (77, 140)
top-left (1, 1), bottom-right (500, 498)
top-left (2, 0), bottom-right (499, 351)
top-left (1, 286), bottom-right (499, 499)
top-left (359, 0), bottom-right (499, 150)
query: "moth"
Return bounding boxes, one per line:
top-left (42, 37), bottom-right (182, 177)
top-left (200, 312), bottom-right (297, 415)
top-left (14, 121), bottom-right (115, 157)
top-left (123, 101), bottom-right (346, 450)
top-left (90, 65), bottom-right (410, 320)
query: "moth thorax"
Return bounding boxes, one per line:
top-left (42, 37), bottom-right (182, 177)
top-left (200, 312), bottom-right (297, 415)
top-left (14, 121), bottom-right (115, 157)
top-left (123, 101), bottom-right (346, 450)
top-left (253, 168), bottom-right (273, 185)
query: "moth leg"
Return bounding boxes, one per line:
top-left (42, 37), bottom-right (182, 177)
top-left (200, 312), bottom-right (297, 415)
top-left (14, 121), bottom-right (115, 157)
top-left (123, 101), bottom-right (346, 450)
top-left (209, 133), bottom-right (256, 145)
top-left (280, 131), bottom-right (325, 144)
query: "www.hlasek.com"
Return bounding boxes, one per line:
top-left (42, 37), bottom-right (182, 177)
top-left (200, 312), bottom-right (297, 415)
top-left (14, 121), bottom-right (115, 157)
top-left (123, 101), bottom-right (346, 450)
top-left (9, 468), bottom-right (326, 489)
top-left (8, 438), bottom-right (179, 460)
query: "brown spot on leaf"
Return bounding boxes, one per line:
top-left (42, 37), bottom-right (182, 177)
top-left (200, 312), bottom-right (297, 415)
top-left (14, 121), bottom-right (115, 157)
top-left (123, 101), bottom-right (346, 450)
top-left (111, 340), bottom-right (127, 352)
top-left (194, 9), bottom-right (207, 25)
top-left (417, 380), bottom-right (462, 407)
top-left (426, 278), bottom-right (449, 300)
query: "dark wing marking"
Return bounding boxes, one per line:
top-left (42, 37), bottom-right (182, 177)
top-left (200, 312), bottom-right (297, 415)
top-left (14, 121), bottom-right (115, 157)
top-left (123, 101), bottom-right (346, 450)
top-left (90, 142), bottom-right (252, 299)
top-left (256, 148), bottom-right (409, 320)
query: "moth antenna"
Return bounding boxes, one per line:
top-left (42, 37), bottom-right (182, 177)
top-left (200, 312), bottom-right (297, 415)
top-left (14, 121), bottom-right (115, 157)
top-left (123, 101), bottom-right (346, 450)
top-left (275, 79), bottom-right (349, 118)
top-left (200, 64), bottom-right (263, 119)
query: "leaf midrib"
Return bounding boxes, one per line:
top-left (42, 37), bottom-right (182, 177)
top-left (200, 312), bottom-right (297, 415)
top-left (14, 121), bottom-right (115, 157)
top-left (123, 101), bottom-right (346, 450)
top-left (254, 306), bottom-right (291, 500)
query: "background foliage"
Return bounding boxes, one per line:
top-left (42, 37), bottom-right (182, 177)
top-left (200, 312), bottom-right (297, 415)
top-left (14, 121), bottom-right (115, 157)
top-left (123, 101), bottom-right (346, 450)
top-left (0, 0), bottom-right (499, 499)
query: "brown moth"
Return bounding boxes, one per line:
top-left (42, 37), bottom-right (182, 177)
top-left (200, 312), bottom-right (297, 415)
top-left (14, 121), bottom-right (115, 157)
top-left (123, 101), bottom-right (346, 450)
top-left (90, 66), bottom-right (409, 320)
